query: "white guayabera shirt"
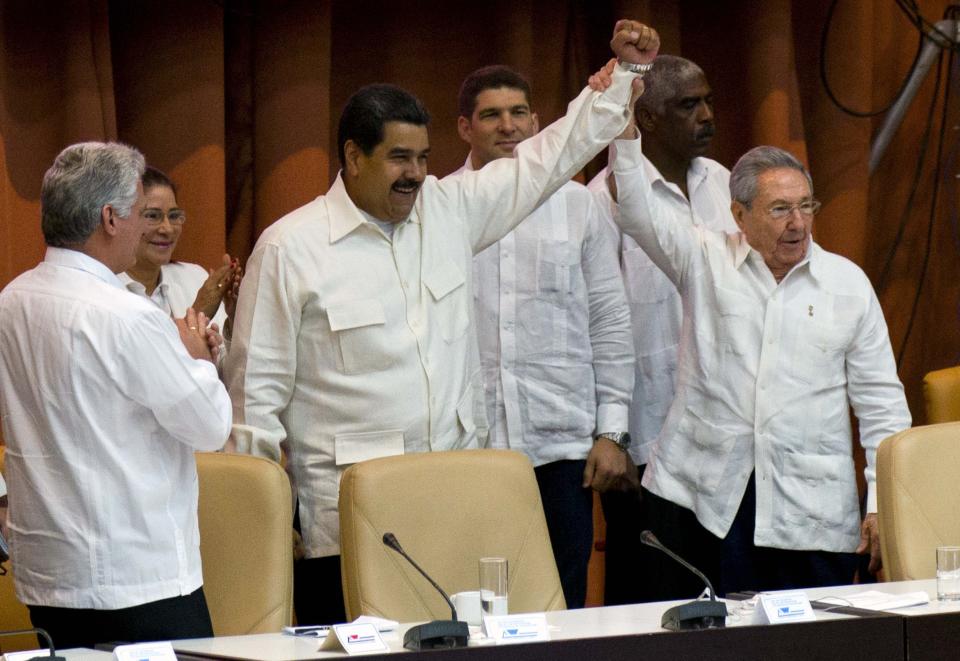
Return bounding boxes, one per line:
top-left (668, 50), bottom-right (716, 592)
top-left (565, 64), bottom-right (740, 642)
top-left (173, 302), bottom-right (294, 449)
top-left (612, 137), bottom-right (911, 553)
top-left (451, 158), bottom-right (634, 466)
top-left (226, 68), bottom-right (640, 559)
top-left (588, 156), bottom-right (737, 466)
top-left (0, 248), bottom-right (231, 608)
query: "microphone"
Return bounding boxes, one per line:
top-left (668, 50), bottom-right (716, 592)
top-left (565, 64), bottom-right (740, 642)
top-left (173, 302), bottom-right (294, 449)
top-left (381, 532), bottom-right (468, 650)
top-left (640, 530), bottom-right (728, 631)
top-left (0, 628), bottom-right (67, 660)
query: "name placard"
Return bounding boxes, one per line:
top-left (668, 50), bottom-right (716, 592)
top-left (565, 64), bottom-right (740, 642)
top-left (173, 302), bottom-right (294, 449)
top-left (319, 622), bottom-right (390, 655)
top-left (759, 591), bottom-right (816, 624)
top-left (482, 613), bottom-right (550, 644)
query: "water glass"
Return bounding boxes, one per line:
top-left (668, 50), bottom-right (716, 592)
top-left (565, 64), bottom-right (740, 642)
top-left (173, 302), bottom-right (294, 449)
top-left (479, 556), bottom-right (508, 616)
top-left (937, 545), bottom-right (960, 601)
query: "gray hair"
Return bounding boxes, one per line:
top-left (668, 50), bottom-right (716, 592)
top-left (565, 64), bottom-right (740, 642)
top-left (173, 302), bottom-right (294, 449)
top-left (41, 141), bottom-right (146, 247)
top-left (635, 55), bottom-right (705, 116)
top-left (729, 146), bottom-right (814, 207)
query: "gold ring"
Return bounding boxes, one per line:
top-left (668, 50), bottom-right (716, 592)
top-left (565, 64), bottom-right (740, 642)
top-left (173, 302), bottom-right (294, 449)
top-left (189, 326), bottom-right (198, 330)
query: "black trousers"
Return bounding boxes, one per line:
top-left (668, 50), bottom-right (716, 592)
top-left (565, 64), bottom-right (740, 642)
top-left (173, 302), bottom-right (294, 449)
top-left (599, 462), bottom-right (669, 605)
top-left (28, 586), bottom-right (213, 650)
top-left (643, 475), bottom-right (859, 600)
top-left (293, 554), bottom-right (347, 626)
top-left (292, 503), bottom-right (347, 626)
top-left (534, 459), bottom-right (594, 609)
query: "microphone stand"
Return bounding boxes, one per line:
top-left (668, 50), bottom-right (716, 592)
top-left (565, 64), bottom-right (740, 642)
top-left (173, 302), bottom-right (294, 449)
top-left (382, 533), bottom-right (469, 650)
top-left (640, 530), bottom-right (728, 631)
top-left (0, 628), bottom-right (66, 661)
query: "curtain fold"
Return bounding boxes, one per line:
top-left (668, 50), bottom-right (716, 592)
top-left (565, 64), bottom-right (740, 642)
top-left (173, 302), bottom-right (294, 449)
top-left (0, 0), bottom-right (956, 425)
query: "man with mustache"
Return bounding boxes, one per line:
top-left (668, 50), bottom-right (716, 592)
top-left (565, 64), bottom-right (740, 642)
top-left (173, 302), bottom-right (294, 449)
top-left (226, 20), bottom-right (658, 625)
top-left (448, 65), bottom-right (635, 609)
top-left (586, 55), bottom-right (738, 605)
top-left (600, 117), bottom-right (911, 596)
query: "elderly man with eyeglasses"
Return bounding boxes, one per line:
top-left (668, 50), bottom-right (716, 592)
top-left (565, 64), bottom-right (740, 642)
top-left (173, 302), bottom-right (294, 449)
top-left (593, 94), bottom-right (911, 597)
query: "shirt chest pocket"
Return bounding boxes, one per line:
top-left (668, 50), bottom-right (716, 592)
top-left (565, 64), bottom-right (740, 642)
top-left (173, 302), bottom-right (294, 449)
top-left (424, 260), bottom-right (469, 342)
top-left (537, 239), bottom-right (579, 297)
top-left (793, 318), bottom-right (849, 386)
top-left (623, 246), bottom-right (674, 305)
top-left (328, 299), bottom-right (392, 375)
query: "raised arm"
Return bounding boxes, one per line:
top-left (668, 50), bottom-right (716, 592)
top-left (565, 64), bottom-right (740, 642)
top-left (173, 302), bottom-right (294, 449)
top-left (438, 20), bottom-right (658, 255)
top-left (610, 135), bottom-right (702, 287)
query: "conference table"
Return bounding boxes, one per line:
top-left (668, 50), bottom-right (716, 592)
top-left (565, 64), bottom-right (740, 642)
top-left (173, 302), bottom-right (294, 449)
top-left (167, 579), bottom-right (960, 661)
top-left (46, 580), bottom-right (960, 661)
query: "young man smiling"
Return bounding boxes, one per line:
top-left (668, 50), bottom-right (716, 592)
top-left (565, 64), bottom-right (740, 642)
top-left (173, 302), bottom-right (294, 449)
top-left (226, 20), bottom-right (660, 624)
top-left (449, 65), bottom-right (635, 609)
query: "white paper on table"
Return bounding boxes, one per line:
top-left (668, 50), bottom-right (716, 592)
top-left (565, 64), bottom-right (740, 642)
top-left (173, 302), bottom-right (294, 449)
top-left (817, 590), bottom-right (930, 611)
top-left (113, 641), bottom-right (178, 661)
top-left (352, 615), bottom-right (399, 632)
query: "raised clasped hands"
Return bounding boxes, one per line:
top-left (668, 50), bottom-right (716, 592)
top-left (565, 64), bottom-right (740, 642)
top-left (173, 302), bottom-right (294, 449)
top-left (610, 19), bottom-right (660, 66)
top-left (588, 20), bottom-right (660, 107)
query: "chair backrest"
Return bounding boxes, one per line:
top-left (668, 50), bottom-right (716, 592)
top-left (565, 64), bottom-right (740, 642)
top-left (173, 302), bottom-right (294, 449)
top-left (877, 423), bottom-right (960, 580)
top-left (0, 446), bottom-right (36, 652)
top-left (196, 452), bottom-right (294, 635)
top-left (339, 449), bottom-right (565, 621)
top-left (923, 366), bottom-right (960, 423)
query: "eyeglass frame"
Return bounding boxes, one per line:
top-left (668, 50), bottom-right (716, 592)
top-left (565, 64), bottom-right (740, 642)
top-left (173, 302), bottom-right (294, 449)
top-left (762, 199), bottom-right (821, 221)
top-left (142, 208), bottom-right (187, 225)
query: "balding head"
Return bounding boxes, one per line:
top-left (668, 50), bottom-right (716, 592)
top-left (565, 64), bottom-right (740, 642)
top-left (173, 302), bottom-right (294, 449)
top-left (634, 55), bottom-right (715, 169)
top-left (635, 55), bottom-right (705, 116)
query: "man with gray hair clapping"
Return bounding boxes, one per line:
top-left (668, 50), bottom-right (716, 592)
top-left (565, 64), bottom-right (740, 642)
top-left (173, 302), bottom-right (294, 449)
top-left (0, 141), bottom-right (231, 648)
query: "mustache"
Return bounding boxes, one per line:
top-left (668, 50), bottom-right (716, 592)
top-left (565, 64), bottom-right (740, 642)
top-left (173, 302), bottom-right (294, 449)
top-left (392, 179), bottom-right (422, 191)
top-left (695, 125), bottom-right (715, 141)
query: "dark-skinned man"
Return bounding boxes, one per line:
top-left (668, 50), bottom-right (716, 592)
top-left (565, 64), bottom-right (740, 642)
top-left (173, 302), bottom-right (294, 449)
top-left (587, 55), bottom-right (736, 604)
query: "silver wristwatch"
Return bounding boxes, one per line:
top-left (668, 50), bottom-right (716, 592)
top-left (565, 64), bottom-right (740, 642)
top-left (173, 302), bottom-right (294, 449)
top-left (596, 432), bottom-right (632, 452)
top-left (617, 59), bottom-right (654, 76)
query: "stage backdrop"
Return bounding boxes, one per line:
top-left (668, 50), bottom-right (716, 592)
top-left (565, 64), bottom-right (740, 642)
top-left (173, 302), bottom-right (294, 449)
top-left (1, 0), bottom-right (958, 591)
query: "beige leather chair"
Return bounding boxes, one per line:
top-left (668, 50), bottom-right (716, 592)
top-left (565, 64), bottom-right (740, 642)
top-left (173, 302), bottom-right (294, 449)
top-left (196, 452), bottom-right (294, 635)
top-left (0, 446), bottom-right (36, 652)
top-left (339, 449), bottom-right (565, 621)
top-left (877, 422), bottom-right (960, 580)
top-left (923, 366), bottom-right (960, 423)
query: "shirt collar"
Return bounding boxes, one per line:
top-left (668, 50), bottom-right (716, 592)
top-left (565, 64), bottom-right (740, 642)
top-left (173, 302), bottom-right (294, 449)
top-left (44, 247), bottom-right (125, 289)
top-left (117, 268), bottom-right (169, 298)
top-left (734, 236), bottom-right (818, 279)
top-left (645, 154), bottom-right (716, 201)
top-left (327, 172), bottom-right (418, 243)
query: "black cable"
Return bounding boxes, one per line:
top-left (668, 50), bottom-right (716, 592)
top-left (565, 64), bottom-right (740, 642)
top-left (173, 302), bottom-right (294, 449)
top-left (876, 52), bottom-right (943, 294)
top-left (895, 0), bottom-right (958, 49)
top-left (820, 0), bottom-right (926, 117)
top-left (897, 45), bottom-right (954, 367)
